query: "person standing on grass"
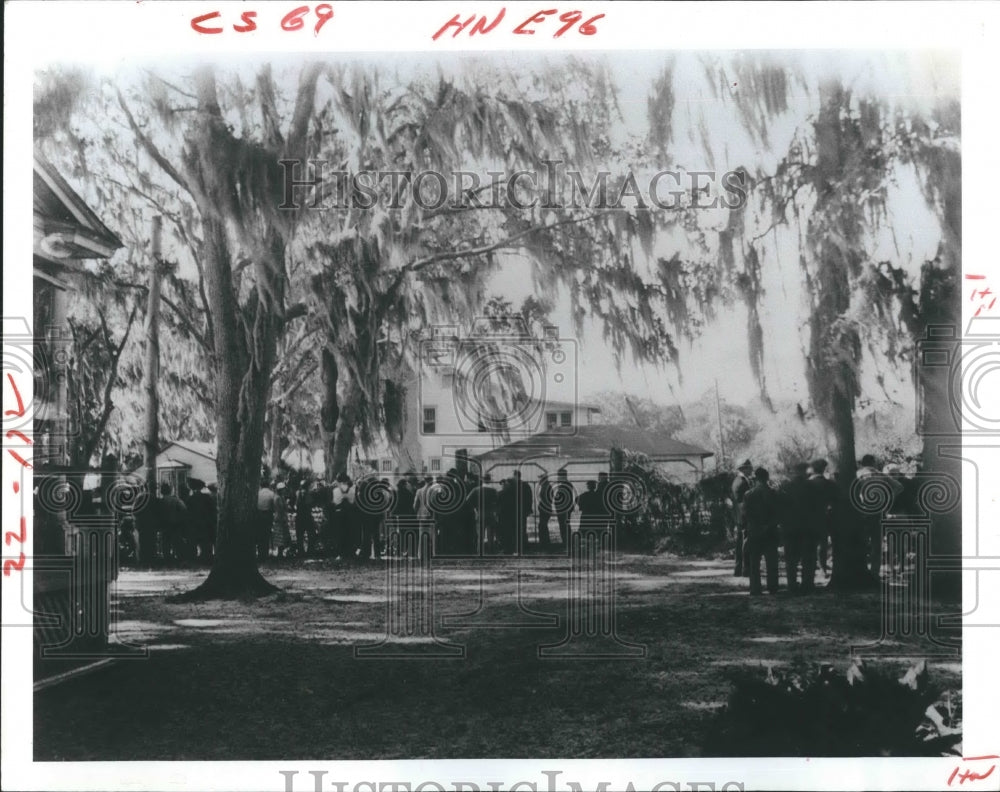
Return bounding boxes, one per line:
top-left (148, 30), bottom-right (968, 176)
top-left (855, 454), bottom-right (903, 579)
top-left (412, 475), bottom-right (434, 557)
top-left (743, 467), bottom-right (781, 595)
top-left (295, 480), bottom-right (317, 556)
top-left (497, 477), bottom-right (518, 555)
top-left (331, 472), bottom-right (357, 561)
top-left (387, 477), bottom-right (414, 557)
top-left (779, 463), bottom-right (811, 592)
top-left (731, 459), bottom-right (754, 577)
top-left (159, 482), bottom-right (188, 563)
top-left (805, 459), bottom-right (838, 588)
top-left (272, 483), bottom-right (292, 558)
top-left (553, 468), bottom-right (575, 545)
top-left (513, 470), bottom-right (534, 553)
top-left (596, 471), bottom-right (613, 532)
top-left (536, 473), bottom-right (554, 549)
top-left (187, 479), bottom-right (216, 563)
top-left (256, 479), bottom-right (277, 561)
top-left (464, 472), bottom-right (499, 554)
top-left (576, 480), bottom-right (602, 532)
top-left (355, 476), bottom-right (384, 561)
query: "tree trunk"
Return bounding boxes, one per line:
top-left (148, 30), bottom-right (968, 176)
top-left (178, 214), bottom-right (280, 599)
top-left (143, 218), bottom-right (162, 496)
top-left (319, 346), bottom-right (340, 481)
top-left (266, 405), bottom-right (283, 474)
top-left (916, 265), bottom-right (961, 599)
top-left (329, 386), bottom-right (361, 479)
top-left (827, 387), bottom-right (875, 590)
top-left (807, 82), bottom-right (871, 591)
top-left (175, 69), bottom-right (284, 600)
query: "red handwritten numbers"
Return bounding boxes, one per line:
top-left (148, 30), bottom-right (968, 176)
top-left (432, 8), bottom-right (604, 40)
top-left (966, 274), bottom-right (997, 317)
top-left (3, 514), bottom-right (27, 576)
top-left (3, 373), bottom-right (29, 576)
top-left (281, 4), bottom-right (334, 34)
top-left (191, 4), bottom-right (333, 36)
top-left (4, 514), bottom-right (28, 576)
top-left (948, 755), bottom-right (998, 787)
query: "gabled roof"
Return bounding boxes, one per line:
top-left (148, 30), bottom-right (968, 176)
top-left (472, 424), bottom-right (713, 462)
top-left (33, 153), bottom-right (123, 264)
top-left (160, 440), bottom-right (217, 461)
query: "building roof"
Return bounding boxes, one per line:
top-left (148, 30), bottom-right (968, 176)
top-left (33, 153), bottom-right (123, 264)
top-left (541, 399), bottom-right (601, 411)
top-left (161, 440), bottom-right (217, 461)
top-left (472, 424), bottom-right (714, 463)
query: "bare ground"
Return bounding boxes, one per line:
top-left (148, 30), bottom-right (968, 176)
top-left (33, 553), bottom-right (960, 760)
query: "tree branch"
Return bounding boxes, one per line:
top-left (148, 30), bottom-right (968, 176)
top-left (113, 278), bottom-right (212, 353)
top-left (269, 362), bottom-right (318, 407)
top-left (404, 212), bottom-right (602, 273)
top-left (116, 89), bottom-right (193, 196)
top-left (286, 62), bottom-right (322, 155)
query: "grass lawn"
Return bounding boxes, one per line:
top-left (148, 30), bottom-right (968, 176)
top-left (33, 553), bottom-right (960, 760)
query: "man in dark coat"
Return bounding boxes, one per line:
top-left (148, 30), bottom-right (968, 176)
top-left (159, 482), bottom-right (188, 563)
top-left (595, 471), bottom-right (612, 531)
top-left (513, 470), bottom-right (533, 553)
top-left (805, 459), bottom-right (839, 590)
top-left (743, 467), bottom-right (781, 595)
top-left (552, 469), bottom-right (576, 545)
top-left (536, 473), bottom-right (554, 549)
top-left (496, 478), bottom-right (517, 554)
top-left (464, 473), bottom-right (499, 553)
top-left (186, 479), bottom-right (217, 563)
top-left (576, 480), bottom-right (603, 533)
top-left (779, 463), bottom-right (811, 591)
top-left (295, 481), bottom-right (317, 556)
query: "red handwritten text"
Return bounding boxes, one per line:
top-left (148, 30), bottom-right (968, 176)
top-left (433, 8), bottom-right (604, 40)
top-left (948, 755), bottom-right (998, 787)
top-left (191, 4), bottom-right (333, 36)
top-left (966, 274), bottom-right (997, 317)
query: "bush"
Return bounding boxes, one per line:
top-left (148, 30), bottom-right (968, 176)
top-left (702, 659), bottom-right (962, 757)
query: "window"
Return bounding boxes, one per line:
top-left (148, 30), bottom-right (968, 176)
top-left (430, 457), bottom-right (441, 472)
top-left (546, 412), bottom-right (558, 430)
top-left (423, 406), bottom-right (437, 434)
top-left (381, 459), bottom-right (394, 473)
top-left (560, 411), bottom-right (572, 427)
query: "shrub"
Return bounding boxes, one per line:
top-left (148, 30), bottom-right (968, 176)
top-left (702, 659), bottom-right (962, 757)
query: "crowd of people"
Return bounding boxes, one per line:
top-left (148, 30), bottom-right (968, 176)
top-left (119, 479), bottom-right (218, 565)
top-left (729, 454), bottom-right (920, 596)
top-left (118, 451), bottom-right (921, 583)
top-left (250, 467), bottom-right (618, 562)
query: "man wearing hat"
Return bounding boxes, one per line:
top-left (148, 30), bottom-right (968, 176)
top-left (187, 479), bottom-right (217, 562)
top-left (731, 460), bottom-right (753, 577)
top-left (743, 467), bottom-right (781, 595)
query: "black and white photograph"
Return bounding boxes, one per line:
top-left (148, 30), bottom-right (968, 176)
top-left (4, 3), bottom-right (999, 791)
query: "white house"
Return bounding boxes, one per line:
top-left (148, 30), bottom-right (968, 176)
top-left (358, 363), bottom-right (603, 477)
top-left (131, 440), bottom-right (217, 491)
top-left (325, 318), bottom-right (603, 477)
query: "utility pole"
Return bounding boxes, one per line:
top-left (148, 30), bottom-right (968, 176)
top-left (143, 216), bottom-right (162, 498)
top-left (714, 378), bottom-right (726, 471)
top-left (624, 395), bottom-right (646, 429)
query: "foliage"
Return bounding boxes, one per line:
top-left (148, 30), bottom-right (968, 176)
top-left (704, 659), bottom-right (962, 757)
top-left (616, 451), bottom-right (731, 555)
top-left (62, 300), bottom-right (137, 469)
